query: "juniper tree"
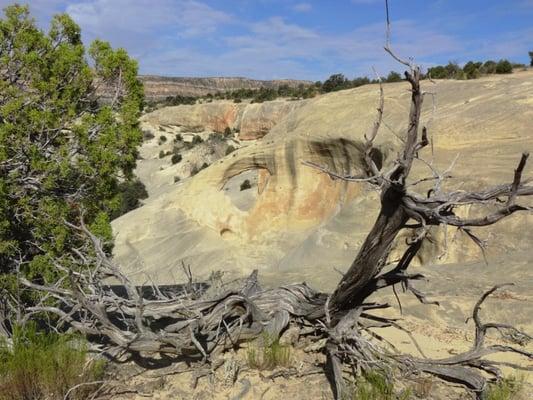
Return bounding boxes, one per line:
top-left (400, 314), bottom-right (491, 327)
top-left (0, 5), bottom-right (143, 300)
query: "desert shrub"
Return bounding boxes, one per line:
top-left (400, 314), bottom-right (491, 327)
top-left (189, 163), bottom-right (207, 176)
top-left (159, 150), bottom-right (166, 158)
top-left (385, 71), bottom-right (403, 82)
top-left (192, 135), bottom-right (204, 144)
top-left (174, 176), bottom-right (181, 183)
top-left (142, 130), bottom-right (155, 140)
top-left (463, 61), bottom-right (483, 79)
top-left (427, 65), bottom-right (447, 79)
top-left (348, 370), bottom-right (411, 400)
top-left (233, 98), bottom-right (242, 103)
top-left (483, 60), bottom-right (498, 74)
top-left (208, 132), bottom-right (220, 141)
top-left (483, 375), bottom-right (525, 400)
top-left (301, 86), bottom-right (318, 98)
top-left (111, 179), bottom-right (148, 219)
top-left (158, 135), bottom-right (167, 145)
top-left (246, 334), bottom-right (291, 370)
top-left (495, 59), bottom-right (513, 74)
top-left (174, 134), bottom-right (183, 142)
top-left (225, 145), bottom-right (236, 155)
top-left (224, 127), bottom-right (232, 137)
top-left (322, 73), bottom-right (350, 92)
top-left (240, 179), bottom-right (252, 191)
top-left (171, 152), bottom-right (182, 165)
top-left (190, 165), bottom-right (199, 176)
top-left (0, 324), bottom-right (105, 400)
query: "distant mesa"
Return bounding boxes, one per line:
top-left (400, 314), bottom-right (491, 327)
top-left (98, 75), bottom-right (313, 102)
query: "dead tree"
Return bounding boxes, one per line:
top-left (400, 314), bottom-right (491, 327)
top-left (11, 4), bottom-right (533, 399)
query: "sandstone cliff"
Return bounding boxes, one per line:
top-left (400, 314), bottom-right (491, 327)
top-left (141, 100), bottom-right (307, 140)
top-left (140, 76), bottom-right (312, 100)
top-left (112, 70), bottom-right (533, 290)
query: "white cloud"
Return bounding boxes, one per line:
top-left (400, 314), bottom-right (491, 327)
top-left (57, 0), bottom-right (232, 64)
top-left (213, 18), bottom-right (462, 79)
top-left (66, 0), bottom-right (231, 37)
top-left (292, 2), bottom-right (312, 12)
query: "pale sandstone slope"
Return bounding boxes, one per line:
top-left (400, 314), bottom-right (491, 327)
top-left (112, 70), bottom-right (533, 290)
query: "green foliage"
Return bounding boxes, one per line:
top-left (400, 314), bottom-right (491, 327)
top-left (322, 73), bottom-right (350, 92)
top-left (174, 133), bottom-right (183, 142)
top-left (0, 324), bottom-right (105, 400)
top-left (159, 94), bottom-right (196, 107)
top-left (246, 333), bottom-right (291, 370)
top-left (385, 71), bottom-right (403, 82)
top-left (495, 59), bottom-right (513, 74)
top-left (483, 375), bottom-right (525, 400)
top-left (0, 5), bottom-right (143, 296)
top-left (463, 61), bottom-right (483, 79)
top-left (240, 179), bottom-right (252, 191)
top-left (158, 135), bottom-right (167, 144)
top-left (347, 370), bottom-right (411, 400)
top-left (427, 59), bottom-right (516, 80)
top-left (251, 87), bottom-right (277, 103)
top-left (427, 62), bottom-right (463, 79)
top-left (483, 60), bottom-right (497, 74)
top-left (111, 179), bottom-right (148, 219)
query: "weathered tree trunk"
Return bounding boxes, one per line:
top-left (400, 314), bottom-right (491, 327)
top-left (329, 187), bottom-right (408, 313)
top-left (329, 67), bottom-right (423, 315)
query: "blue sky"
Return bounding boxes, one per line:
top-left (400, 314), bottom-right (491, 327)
top-left (2, 0), bottom-right (532, 80)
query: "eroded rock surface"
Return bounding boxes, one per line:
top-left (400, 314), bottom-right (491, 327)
top-left (113, 70), bottom-right (533, 289)
top-left (142, 100), bottom-right (307, 140)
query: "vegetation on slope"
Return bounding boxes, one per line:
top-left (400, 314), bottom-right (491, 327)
top-left (0, 3), bottom-right (143, 329)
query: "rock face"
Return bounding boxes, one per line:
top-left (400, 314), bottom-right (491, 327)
top-left (112, 70), bottom-right (533, 290)
top-left (139, 76), bottom-right (312, 100)
top-left (142, 100), bottom-right (307, 140)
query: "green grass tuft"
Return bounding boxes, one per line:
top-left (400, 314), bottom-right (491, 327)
top-left (346, 370), bottom-right (411, 400)
top-left (246, 333), bottom-right (291, 370)
top-left (484, 375), bottom-right (525, 400)
top-left (0, 324), bottom-right (105, 400)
